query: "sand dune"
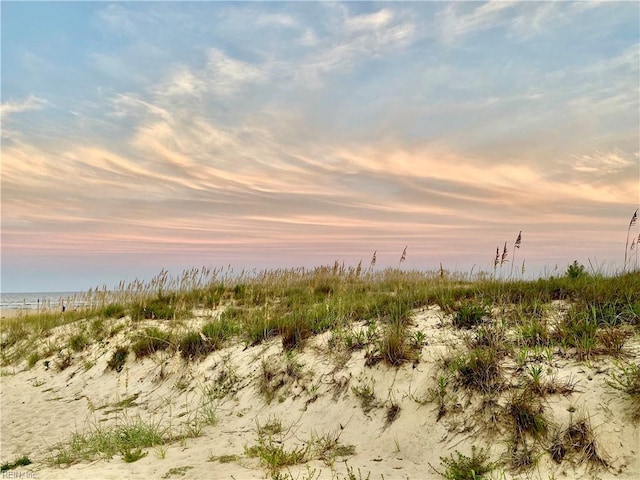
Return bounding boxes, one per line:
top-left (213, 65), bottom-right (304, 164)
top-left (1, 305), bottom-right (639, 479)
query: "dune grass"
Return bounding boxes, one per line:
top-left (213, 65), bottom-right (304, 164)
top-left (2, 264), bottom-right (639, 370)
top-left (1, 262), bottom-right (638, 477)
top-left (47, 416), bottom-right (169, 466)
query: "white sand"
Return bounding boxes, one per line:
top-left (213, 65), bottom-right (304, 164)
top-left (1, 306), bottom-right (638, 479)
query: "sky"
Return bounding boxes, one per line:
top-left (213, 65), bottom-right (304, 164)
top-left (1, 1), bottom-right (639, 293)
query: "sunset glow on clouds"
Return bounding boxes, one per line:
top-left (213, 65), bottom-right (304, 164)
top-left (1, 2), bottom-right (639, 292)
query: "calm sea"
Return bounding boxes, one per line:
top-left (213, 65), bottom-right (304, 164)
top-left (0, 292), bottom-right (86, 312)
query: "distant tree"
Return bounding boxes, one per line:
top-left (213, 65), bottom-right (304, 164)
top-left (566, 260), bottom-right (586, 279)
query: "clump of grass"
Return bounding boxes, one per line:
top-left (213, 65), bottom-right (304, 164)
top-left (89, 318), bottom-right (107, 339)
top-left (549, 416), bottom-right (608, 467)
top-left (131, 295), bottom-right (182, 321)
top-left (506, 442), bottom-right (537, 472)
top-left (48, 416), bottom-right (168, 466)
top-left (352, 378), bottom-right (378, 413)
top-left (517, 318), bottom-right (552, 348)
top-left (68, 332), bottom-right (90, 352)
top-left (310, 430), bottom-right (356, 466)
top-left (55, 350), bottom-right (73, 371)
top-left (607, 362), bottom-right (640, 419)
top-left (506, 391), bottom-right (548, 444)
top-left (107, 346), bottom-right (128, 372)
top-left (27, 352), bottom-right (40, 369)
top-left (449, 347), bottom-right (503, 394)
top-left (257, 354), bottom-right (304, 404)
top-left (279, 312), bottom-right (312, 351)
top-left (245, 429), bottom-right (310, 475)
top-left (131, 327), bottom-right (173, 358)
top-left (178, 331), bottom-right (209, 360)
top-left (162, 466), bottom-right (193, 478)
top-left (384, 401), bottom-right (401, 427)
top-left (242, 308), bottom-right (280, 346)
top-left (452, 304), bottom-right (488, 329)
top-left (102, 303), bottom-right (126, 319)
top-left (431, 445), bottom-right (497, 480)
top-left (375, 321), bottom-right (416, 366)
top-left (0, 324), bottom-right (29, 356)
top-left (120, 446), bottom-right (147, 463)
top-left (1, 455), bottom-right (31, 472)
top-left (596, 327), bottom-right (630, 356)
top-left (426, 374), bottom-right (452, 421)
top-left (245, 419), bottom-right (354, 475)
top-left (554, 309), bottom-right (598, 359)
top-left (178, 319), bottom-right (236, 360)
top-left (202, 318), bottom-right (237, 347)
top-left (465, 325), bottom-right (507, 352)
top-left (334, 321), bottom-right (378, 351)
top-left (204, 358), bottom-right (241, 399)
top-left (209, 453), bottom-right (240, 463)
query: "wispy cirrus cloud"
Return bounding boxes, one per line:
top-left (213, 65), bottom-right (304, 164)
top-left (572, 150), bottom-right (637, 174)
top-left (0, 95), bottom-right (48, 119)
top-left (344, 8), bottom-right (394, 32)
top-left (256, 13), bottom-right (298, 28)
top-left (1, 1), bottom-right (638, 291)
top-left (436, 1), bottom-right (516, 43)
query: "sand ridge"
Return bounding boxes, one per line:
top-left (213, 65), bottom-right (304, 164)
top-left (1, 305), bottom-right (639, 479)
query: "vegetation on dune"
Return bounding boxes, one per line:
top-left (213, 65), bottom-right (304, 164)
top-left (2, 231), bottom-right (640, 477)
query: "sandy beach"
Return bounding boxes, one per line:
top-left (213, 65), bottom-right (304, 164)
top-left (1, 308), bottom-right (38, 320)
top-left (1, 300), bottom-right (639, 480)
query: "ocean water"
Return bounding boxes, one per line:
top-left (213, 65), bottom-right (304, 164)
top-left (0, 292), bottom-right (86, 312)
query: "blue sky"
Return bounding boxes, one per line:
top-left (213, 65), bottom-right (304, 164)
top-left (1, 1), bottom-right (639, 292)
